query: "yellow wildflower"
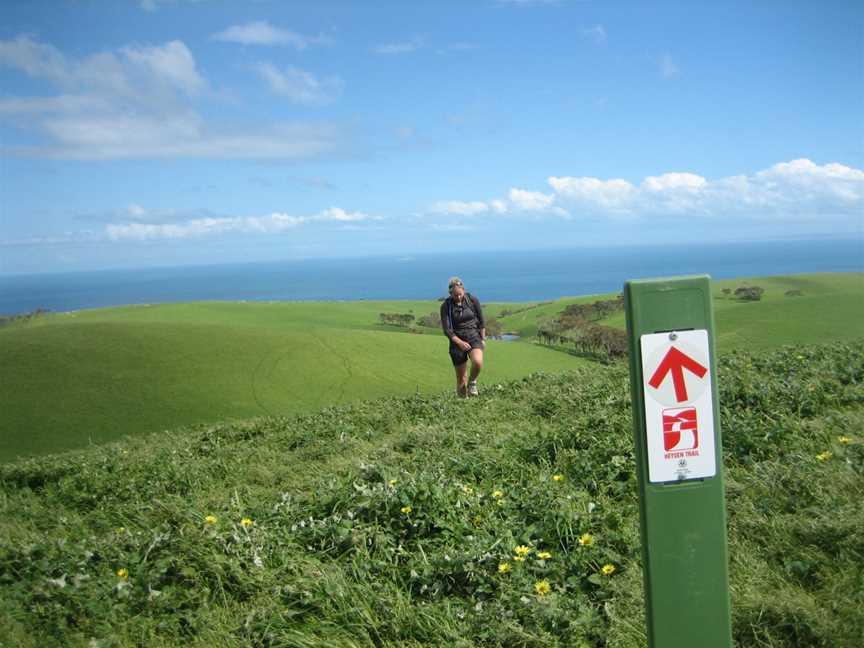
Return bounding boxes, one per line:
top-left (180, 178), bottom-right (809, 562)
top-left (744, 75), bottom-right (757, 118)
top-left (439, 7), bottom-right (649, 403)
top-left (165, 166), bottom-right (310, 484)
top-left (816, 451), bottom-right (832, 461)
top-left (534, 580), bottom-right (551, 596)
top-left (498, 562), bottom-right (511, 574)
top-left (115, 526), bottom-right (125, 533)
top-left (388, 479), bottom-right (397, 487)
top-left (204, 515), bottom-right (218, 525)
top-left (578, 533), bottom-right (594, 547)
top-left (496, 499), bottom-right (505, 507)
top-left (472, 514), bottom-right (483, 526)
top-left (552, 474), bottom-right (564, 482)
top-left (513, 555), bottom-right (525, 562)
top-left (838, 436), bottom-right (852, 445)
top-left (240, 517), bottom-right (254, 527)
top-left (537, 551), bottom-right (552, 560)
top-left (401, 506), bottom-right (412, 514)
top-left (601, 564), bottom-right (616, 576)
top-left (492, 490), bottom-right (504, 499)
top-left (116, 568), bottom-right (129, 579)
top-left (514, 545), bottom-right (531, 556)
top-left (462, 485), bottom-right (474, 495)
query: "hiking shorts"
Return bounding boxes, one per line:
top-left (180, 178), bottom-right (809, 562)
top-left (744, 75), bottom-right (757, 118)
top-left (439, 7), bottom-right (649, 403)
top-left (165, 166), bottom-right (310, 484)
top-left (449, 330), bottom-right (484, 366)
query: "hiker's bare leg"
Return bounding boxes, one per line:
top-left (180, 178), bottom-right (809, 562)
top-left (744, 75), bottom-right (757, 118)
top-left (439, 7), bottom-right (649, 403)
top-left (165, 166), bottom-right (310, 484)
top-left (468, 349), bottom-right (484, 382)
top-left (455, 361), bottom-right (468, 396)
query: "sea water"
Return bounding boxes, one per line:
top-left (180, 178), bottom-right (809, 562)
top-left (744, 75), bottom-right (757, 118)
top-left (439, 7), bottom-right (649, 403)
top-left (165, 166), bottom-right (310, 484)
top-left (1, 238), bottom-right (861, 316)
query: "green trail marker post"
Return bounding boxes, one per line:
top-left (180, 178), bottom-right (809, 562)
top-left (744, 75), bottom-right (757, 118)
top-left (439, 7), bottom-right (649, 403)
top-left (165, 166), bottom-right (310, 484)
top-left (624, 275), bottom-right (732, 648)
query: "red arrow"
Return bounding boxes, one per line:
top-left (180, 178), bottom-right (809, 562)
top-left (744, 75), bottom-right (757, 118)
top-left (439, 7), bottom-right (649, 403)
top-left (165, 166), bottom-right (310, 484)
top-left (648, 346), bottom-right (708, 403)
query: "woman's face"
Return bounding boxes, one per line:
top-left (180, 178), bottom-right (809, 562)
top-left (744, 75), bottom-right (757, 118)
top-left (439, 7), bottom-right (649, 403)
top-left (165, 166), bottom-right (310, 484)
top-left (450, 284), bottom-right (465, 300)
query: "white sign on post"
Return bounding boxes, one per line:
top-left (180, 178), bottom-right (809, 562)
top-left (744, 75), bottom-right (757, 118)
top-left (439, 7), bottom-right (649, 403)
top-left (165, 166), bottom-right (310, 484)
top-left (640, 329), bottom-right (716, 483)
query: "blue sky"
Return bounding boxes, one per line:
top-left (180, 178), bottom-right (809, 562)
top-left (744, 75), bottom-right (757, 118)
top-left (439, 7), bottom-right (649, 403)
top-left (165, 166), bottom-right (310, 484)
top-left (1, 0), bottom-right (862, 274)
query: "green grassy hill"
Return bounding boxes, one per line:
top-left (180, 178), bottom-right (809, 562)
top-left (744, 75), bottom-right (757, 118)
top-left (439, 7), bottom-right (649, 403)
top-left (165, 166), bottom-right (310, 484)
top-left (598, 273), bottom-right (864, 351)
top-left (1, 272), bottom-right (861, 462)
top-left (1, 340), bottom-right (861, 646)
top-left (0, 301), bottom-right (586, 462)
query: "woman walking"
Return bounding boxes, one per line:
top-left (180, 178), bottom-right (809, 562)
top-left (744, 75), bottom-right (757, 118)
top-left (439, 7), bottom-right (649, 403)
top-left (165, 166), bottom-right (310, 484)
top-left (440, 276), bottom-right (485, 397)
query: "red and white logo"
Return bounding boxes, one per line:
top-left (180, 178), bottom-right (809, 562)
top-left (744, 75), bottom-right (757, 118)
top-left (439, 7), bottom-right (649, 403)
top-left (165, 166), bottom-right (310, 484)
top-left (662, 407), bottom-right (699, 451)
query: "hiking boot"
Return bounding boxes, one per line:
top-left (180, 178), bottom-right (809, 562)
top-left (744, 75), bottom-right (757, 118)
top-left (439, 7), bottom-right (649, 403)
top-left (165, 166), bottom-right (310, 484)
top-left (467, 381), bottom-right (479, 397)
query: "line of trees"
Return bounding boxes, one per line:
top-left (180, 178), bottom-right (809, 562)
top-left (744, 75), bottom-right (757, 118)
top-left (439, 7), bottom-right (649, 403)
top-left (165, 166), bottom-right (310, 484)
top-left (0, 308), bottom-right (50, 327)
top-left (416, 311), bottom-right (504, 338)
top-left (379, 313), bottom-right (415, 327)
top-left (558, 295), bottom-right (624, 324)
top-left (536, 295), bottom-right (627, 361)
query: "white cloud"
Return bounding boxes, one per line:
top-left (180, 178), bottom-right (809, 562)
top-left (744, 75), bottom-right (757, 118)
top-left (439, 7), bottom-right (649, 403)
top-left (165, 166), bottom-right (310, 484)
top-left (582, 25), bottom-right (607, 45)
top-left (0, 35), bottom-right (69, 83)
top-left (490, 199), bottom-right (509, 214)
top-left (549, 159), bottom-right (863, 218)
top-left (374, 38), bottom-right (423, 55)
top-left (430, 159), bottom-right (863, 224)
top-left (212, 21), bottom-right (333, 48)
top-left (429, 201), bottom-right (490, 216)
top-left (660, 53), bottom-right (678, 79)
top-left (317, 207), bottom-right (371, 222)
top-left (253, 62), bottom-right (343, 105)
top-left (0, 36), bottom-right (206, 99)
top-left (121, 40), bottom-right (206, 94)
top-left (549, 177), bottom-right (636, 213)
top-left (0, 35), bottom-right (347, 160)
top-left (105, 207), bottom-right (377, 241)
top-left (641, 172), bottom-right (706, 192)
top-left (508, 188), bottom-right (556, 211)
top-left (429, 189), bottom-right (563, 219)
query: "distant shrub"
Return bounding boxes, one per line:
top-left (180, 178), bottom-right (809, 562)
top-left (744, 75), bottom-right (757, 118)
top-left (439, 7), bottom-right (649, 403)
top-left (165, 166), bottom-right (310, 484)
top-left (734, 286), bottom-right (764, 301)
top-left (0, 308), bottom-right (50, 327)
top-left (379, 313), bottom-right (415, 327)
top-left (721, 288), bottom-right (732, 297)
top-left (485, 317), bottom-right (503, 338)
top-left (417, 312), bottom-right (441, 328)
top-left (535, 296), bottom-right (626, 362)
top-left (785, 289), bottom-right (803, 297)
top-left (560, 295), bottom-right (624, 324)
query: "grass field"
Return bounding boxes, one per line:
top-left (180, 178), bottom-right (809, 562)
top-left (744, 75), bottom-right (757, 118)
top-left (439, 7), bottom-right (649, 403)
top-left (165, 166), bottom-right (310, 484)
top-left (1, 272), bottom-right (861, 462)
top-left (1, 340), bottom-right (861, 646)
top-left (0, 301), bottom-right (586, 462)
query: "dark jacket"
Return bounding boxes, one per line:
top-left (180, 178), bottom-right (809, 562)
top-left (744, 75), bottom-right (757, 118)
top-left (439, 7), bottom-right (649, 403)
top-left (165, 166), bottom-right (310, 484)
top-left (440, 293), bottom-right (485, 340)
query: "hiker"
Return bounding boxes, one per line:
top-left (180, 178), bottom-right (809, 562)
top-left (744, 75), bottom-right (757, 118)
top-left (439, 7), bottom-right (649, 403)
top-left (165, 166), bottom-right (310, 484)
top-left (440, 276), bottom-right (486, 397)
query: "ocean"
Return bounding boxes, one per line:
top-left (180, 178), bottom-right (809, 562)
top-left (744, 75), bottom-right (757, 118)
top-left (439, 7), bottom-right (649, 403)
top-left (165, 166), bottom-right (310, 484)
top-left (1, 238), bottom-right (861, 316)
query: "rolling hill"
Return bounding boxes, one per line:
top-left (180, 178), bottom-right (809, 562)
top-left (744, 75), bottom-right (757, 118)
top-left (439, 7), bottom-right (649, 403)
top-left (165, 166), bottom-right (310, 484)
top-left (1, 272), bottom-right (861, 462)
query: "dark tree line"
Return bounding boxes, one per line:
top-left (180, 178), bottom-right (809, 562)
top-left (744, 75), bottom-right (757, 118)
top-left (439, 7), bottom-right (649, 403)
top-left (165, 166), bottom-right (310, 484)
top-left (0, 308), bottom-right (50, 327)
top-left (417, 311), bottom-right (504, 338)
top-left (379, 313), bottom-right (415, 327)
top-left (536, 295), bottom-right (627, 361)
